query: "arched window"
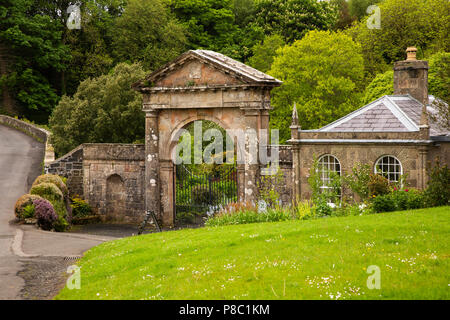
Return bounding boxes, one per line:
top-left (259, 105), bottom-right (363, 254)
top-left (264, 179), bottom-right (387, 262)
top-left (317, 155), bottom-right (341, 194)
top-left (374, 156), bottom-right (403, 183)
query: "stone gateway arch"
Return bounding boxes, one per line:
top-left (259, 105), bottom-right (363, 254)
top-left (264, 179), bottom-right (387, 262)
top-left (132, 50), bottom-right (282, 226)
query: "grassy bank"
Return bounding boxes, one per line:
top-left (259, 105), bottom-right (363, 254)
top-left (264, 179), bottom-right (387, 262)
top-left (56, 207), bottom-right (450, 300)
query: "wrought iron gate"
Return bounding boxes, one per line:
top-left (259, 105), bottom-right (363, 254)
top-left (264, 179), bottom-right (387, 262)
top-left (175, 164), bottom-right (237, 217)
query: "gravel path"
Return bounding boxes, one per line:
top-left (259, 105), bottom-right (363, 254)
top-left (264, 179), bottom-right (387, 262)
top-left (17, 257), bottom-right (75, 300)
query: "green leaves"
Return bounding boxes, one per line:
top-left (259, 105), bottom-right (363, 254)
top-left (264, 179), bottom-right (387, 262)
top-left (269, 30), bottom-right (364, 142)
top-left (111, 0), bottom-right (187, 72)
top-left (253, 0), bottom-right (338, 43)
top-left (350, 0), bottom-right (450, 79)
top-left (49, 62), bottom-right (146, 156)
top-left (362, 70), bottom-right (394, 105)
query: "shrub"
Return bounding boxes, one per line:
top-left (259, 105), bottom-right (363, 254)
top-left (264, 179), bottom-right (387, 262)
top-left (32, 174), bottom-right (68, 198)
top-left (292, 200), bottom-right (316, 220)
top-left (371, 188), bottom-right (425, 213)
top-left (424, 160), bottom-right (450, 207)
top-left (371, 194), bottom-right (396, 213)
top-left (33, 198), bottom-right (57, 231)
top-left (53, 216), bottom-right (69, 232)
top-left (30, 182), bottom-right (64, 203)
top-left (191, 186), bottom-right (217, 205)
top-left (344, 163), bottom-right (371, 201)
top-left (71, 197), bottom-right (92, 218)
top-left (175, 210), bottom-right (197, 224)
top-left (14, 194), bottom-right (42, 220)
top-left (405, 189), bottom-right (425, 209)
top-left (368, 174), bottom-right (391, 196)
top-left (205, 203), bottom-right (293, 227)
top-left (313, 196), bottom-right (334, 217)
top-left (23, 204), bottom-right (35, 219)
top-left (30, 182), bottom-right (68, 228)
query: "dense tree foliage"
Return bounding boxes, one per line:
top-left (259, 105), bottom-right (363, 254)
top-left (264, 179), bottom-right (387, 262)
top-left (49, 63), bottom-right (146, 156)
top-left (362, 51), bottom-right (449, 105)
top-left (348, 0), bottom-right (382, 21)
top-left (269, 30), bottom-right (365, 142)
top-left (0, 0), bottom-right (69, 120)
top-left (349, 0), bottom-right (450, 79)
top-left (362, 70), bottom-right (394, 105)
top-left (0, 0), bottom-right (448, 154)
top-left (428, 52), bottom-right (450, 103)
top-left (248, 34), bottom-right (285, 73)
top-left (112, 0), bottom-right (187, 71)
top-left (252, 0), bottom-right (338, 43)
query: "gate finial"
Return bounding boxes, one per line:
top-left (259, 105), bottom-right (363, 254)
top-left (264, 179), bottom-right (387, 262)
top-left (291, 102), bottom-right (299, 127)
top-left (290, 102), bottom-right (300, 140)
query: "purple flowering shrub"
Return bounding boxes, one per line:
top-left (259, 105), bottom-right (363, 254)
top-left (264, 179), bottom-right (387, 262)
top-left (33, 198), bottom-right (57, 231)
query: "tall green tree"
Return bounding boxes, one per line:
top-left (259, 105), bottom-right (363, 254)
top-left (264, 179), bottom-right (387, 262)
top-left (252, 0), bottom-right (338, 43)
top-left (248, 34), bottom-right (285, 73)
top-left (428, 52), bottom-right (450, 103)
top-left (269, 30), bottom-right (365, 142)
top-left (348, 0), bottom-right (382, 21)
top-left (362, 70), bottom-right (394, 105)
top-left (169, 0), bottom-right (251, 60)
top-left (49, 62), bottom-right (146, 156)
top-left (349, 0), bottom-right (450, 79)
top-left (112, 0), bottom-right (187, 71)
top-left (62, 0), bottom-right (125, 96)
top-left (0, 0), bottom-right (69, 120)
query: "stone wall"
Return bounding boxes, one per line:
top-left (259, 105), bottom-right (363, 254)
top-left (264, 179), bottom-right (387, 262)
top-left (0, 115), bottom-right (55, 165)
top-left (82, 144), bottom-right (145, 223)
top-left (259, 145), bottom-right (293, 206)
top-left (45, 143), bottom-right (146, 223)
top-left (293, 141), bottom-right (430, 200)
top-left (45, 145), bottom-right (84, 197)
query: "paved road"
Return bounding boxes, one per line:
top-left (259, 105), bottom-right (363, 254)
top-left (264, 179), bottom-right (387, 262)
top-left (0, 124), bottom-right (123, 299)
top-left (0, 124), bottom-right (44, 299)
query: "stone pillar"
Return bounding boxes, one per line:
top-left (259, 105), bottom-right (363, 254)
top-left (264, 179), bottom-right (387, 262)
top-left (160, 160), bottom-right (175, 226)
top-left (243, 109), bottom-right (260, 204)
top-left (237, 164), bottom-right (246, 202)
top-left (289, 103), bottom-right (301, 201)
top-left (291, 144), bottom-right (301, 201)
top-left (418, 146), bottom-right (429, 190)
top-left (144, 110), bottom-right (160, 219)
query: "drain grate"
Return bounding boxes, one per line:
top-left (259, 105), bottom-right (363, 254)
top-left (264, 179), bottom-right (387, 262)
top-left (64, 255), bottom-right (82, 261)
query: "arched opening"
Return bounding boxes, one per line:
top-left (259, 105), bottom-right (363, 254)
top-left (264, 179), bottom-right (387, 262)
top-left (106, 174), bottom-right (126, 222)
top-left (317, 154), bottom-right (342, 203)
top-left (173, 120), bottom-right (238, 224)
top-left (374, 155), bottom-right (403, 183)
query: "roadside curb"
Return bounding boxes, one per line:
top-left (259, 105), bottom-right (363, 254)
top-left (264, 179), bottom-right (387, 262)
top-left (11, 229), bottom-right (38, 258)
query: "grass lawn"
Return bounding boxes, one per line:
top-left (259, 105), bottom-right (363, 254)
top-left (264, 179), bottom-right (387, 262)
top-left (56, 207), bottom-right (450, 300)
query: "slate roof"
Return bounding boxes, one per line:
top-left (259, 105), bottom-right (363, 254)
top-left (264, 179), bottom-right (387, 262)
top-left (317, 95), bottom-right (449, 138)
top-left (133, 50), bottom-right (282, 89)
top-left (193, 50), bottom-right (281, 84)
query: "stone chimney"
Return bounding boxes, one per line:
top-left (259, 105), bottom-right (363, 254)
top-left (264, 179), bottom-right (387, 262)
top-left (393, 47), bottom-right (429, 105)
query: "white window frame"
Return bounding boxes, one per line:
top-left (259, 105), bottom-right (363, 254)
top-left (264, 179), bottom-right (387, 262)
top-left (317, 154), bottom-right (341, 194)
top-left (374, 155), bottom-right (403, 183)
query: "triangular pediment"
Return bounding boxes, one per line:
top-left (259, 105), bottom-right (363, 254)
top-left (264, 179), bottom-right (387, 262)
top-left (133, 50), bottom-right (281, 91)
